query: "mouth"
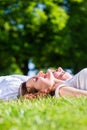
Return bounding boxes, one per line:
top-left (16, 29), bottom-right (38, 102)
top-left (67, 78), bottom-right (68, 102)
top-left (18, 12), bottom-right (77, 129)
top-left (40, 72), bottom-right (50, 79)
top-left (42, 73), bottom-right (47, 78)
top-left (38, 72), bottom-right (47, 78)
top-left (38, 70), bottom-right (54, 79)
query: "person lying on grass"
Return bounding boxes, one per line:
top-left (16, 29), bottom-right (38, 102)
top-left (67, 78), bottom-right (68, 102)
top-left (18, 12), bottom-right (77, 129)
top-left (37, 67), bottom-right (73, 81)
top-left (0, 67), bottom-right (87, 101)
top-left (0, 67), bottom-right (68, 101)
top-left (24, 67), bottom-right (87, 99)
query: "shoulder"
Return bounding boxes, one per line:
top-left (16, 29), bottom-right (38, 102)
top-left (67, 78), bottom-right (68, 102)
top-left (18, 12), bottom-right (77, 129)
top-left (76, 68), bottom-right (87, 77)
top-left (55, 84), bottom-right (66, 98)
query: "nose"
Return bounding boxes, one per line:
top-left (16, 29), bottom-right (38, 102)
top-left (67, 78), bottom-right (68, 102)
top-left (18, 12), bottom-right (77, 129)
top-left (47, 69), bottom-right (51, 72)
top-left (57, 67), bottom-right (63, 72)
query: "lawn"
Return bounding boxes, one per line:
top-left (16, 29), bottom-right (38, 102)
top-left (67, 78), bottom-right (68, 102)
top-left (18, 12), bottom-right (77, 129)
top-left (0, 97), bottom-right (87, 130)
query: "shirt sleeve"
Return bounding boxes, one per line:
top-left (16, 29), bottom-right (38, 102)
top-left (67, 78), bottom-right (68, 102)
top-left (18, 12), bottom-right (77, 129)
top-left (55, 84), bottom-right (65, 98)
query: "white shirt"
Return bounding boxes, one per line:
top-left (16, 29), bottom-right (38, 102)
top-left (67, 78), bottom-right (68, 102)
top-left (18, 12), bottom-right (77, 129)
top-left (55, 68), bottom-right (87, 97)
top-left (0, 75), bottom-right (30, 101)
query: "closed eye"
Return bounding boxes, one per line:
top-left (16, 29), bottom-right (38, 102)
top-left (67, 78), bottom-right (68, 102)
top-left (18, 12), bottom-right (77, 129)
top-left (33, 77), bottom-right (38, 82)
top-left (55, 69), bottom-right (58, 72)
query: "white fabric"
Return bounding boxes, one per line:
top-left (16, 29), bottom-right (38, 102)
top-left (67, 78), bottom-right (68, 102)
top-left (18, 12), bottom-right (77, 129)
top-left (0, 75), bottom-right (30, 101)
top-left (55, 84), bottom-right (65, 98)
top-left (65, 68), bottom-right (87, 90)
top-left (55, 68), bottom-right (87, 97)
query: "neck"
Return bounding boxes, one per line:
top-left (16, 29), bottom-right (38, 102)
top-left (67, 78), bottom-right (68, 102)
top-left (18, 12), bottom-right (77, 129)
top-left (53, 79), bottom-right (65, 90)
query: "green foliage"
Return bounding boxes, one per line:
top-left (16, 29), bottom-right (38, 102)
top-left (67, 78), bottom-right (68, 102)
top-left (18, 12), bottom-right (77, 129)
top-left (0, 97), bottom-right (87, 130)
top-left (0, 0), bottom-right (87, 75)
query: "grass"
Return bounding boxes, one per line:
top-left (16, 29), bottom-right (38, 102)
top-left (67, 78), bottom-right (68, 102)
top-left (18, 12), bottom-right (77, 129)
top-left (0, 97), bottom-right (87, 130)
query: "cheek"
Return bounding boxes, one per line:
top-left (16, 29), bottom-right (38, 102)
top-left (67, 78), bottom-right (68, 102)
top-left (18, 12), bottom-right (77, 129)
top-left (34, 83), bottom-right (40, 90)
top-left (62, 73), bottom-right (71, 79)
top-left (54, 72), bottom-right (60, 78)
top-left (41, 80), bottom-right (51, 89)
top-left (34, 80), bottom-right (47, 91)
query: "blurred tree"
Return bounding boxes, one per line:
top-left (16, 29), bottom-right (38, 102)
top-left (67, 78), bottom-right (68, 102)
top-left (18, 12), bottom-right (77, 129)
top-left (66, 0), bottom-right (87, 73)
top-left (0, 0), bottom-right (87, 75)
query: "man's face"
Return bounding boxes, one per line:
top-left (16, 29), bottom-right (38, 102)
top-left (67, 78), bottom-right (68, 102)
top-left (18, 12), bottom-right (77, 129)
top-left (37, 67), bottom-right (72, 80)
top-left (52, 67), bottom-right (72, 80)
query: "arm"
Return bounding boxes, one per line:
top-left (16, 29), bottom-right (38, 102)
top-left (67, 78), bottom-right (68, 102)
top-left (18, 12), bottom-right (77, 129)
top-left (55, 86), bottom-right (87, 98)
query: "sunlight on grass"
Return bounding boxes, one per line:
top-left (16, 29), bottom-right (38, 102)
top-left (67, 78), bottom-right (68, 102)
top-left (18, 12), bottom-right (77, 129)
top-left (0, 97), bottom-right (87, 130)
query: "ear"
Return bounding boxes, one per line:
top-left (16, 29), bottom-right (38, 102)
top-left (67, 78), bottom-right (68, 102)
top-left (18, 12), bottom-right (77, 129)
top-left (44, 88), bottom-right (52, 94)
top-left (47, 85), bottom-right (56, 92)
top-left (44, 88), bottom-right (49, 93)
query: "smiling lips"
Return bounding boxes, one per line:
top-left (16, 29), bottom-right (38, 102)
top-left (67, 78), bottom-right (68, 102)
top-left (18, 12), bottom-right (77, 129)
top-left (38, 70), bottom-right (66, 79)
top-left (37, 71), bottom-right (50, 78)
